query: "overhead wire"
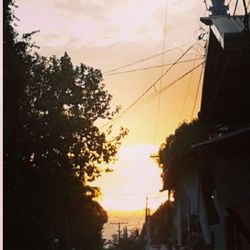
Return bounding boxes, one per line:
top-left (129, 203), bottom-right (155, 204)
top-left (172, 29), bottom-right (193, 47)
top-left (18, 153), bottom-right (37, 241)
top-left (104, 57), bottom-right (203, 76)
top-left (101, 43), bottom-right (197, 129)
top-left (177, 40), bottom-right (205, 123)
top-left (177, 24), bottom-right (206, 124)
top-left (156, 62), bottom-right (204, 97)
top-left (135, 61), bottom-right (204, 111)
top-left (132, 55), bottom-right (201, 118)
top-left (129, 62), bottom-right (205, 118)
top-left (103, 42), bottom-right (190, 74)
top-left (233, 0), bottom-right (239, 15)
top-left (178, 56), bottom-right (196, 123)
top-left (177, 42), bottom-right (205, 123)
top-left (243, 0), bottom-right (249, 13)
top-left (102, 59), bottom-right (204, 129)
top-left (190, 61), bottom-right (205, 119)
top-left (195, 40), bottom-right (206, 51)
top-left (154, 0), bottom-right (169, 143)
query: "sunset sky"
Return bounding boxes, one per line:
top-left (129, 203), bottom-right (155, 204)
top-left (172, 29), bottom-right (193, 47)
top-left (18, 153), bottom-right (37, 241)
top-left (14, 0), bottom-right (240, 212)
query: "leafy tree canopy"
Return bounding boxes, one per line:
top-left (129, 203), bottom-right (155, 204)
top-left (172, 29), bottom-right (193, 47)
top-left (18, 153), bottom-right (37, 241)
top-left (158, 119), bottom-right (208, 170)
top-left (149, 200), bottom-right (175, 244)
top-left (4, 1), bottom-right (127, 249)
top-left (19, 51), bottom-right (128, 186)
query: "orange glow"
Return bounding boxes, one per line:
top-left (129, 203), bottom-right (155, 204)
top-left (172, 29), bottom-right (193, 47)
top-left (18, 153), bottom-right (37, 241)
top-left (15, 0), bottom-right (205, 147)
top-left (94, 144), bottom-right (168, 211)
top-left (15, 0), bottom-right (206, 212)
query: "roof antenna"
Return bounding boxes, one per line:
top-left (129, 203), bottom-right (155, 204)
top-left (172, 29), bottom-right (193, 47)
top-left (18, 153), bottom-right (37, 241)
top-left (209, 0), bottom-right (228, 16)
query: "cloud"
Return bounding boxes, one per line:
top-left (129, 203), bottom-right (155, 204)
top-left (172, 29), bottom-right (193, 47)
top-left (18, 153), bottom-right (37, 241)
top-left (52, 0), bottom-right (106, 20)
top-left (52, 0), bottom-right (126, 20)
top-left (15, 0), bottom-right (205, 68)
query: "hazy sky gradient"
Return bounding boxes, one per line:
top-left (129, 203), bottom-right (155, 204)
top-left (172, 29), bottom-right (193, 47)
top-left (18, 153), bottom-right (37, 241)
top-left (15, 0), bottom-right (216, 211)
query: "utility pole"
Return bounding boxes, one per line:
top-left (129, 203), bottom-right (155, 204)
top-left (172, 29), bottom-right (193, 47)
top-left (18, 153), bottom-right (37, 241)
top-left (124, 226), bottom-right (128, 239)
top-left (145, 196), bottom-right (151, 222)
top-left (110, 222), bottom-right (128, 245)
top-left (145, 196), bottom-right (151, 250)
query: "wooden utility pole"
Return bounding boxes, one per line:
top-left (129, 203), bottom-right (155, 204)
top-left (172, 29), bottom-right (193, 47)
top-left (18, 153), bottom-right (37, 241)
top-left (145, 196), bottom-right (151, 250)
top-left (124, 226), bottom-right (128, 239)
top-left (110, 222), bottom-right (128, 245)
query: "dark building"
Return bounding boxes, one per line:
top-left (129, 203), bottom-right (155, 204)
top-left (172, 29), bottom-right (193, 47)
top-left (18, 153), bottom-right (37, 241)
top-left (159, 1), bottom-right (250, 249)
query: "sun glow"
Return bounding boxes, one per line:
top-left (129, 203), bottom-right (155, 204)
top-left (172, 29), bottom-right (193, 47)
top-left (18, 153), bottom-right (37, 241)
top-left (94, 144), bottom-right (167, 212)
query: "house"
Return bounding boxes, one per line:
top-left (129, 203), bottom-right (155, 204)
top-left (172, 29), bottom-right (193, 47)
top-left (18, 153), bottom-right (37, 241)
top-left (158, 1), bottom-right (250, 249)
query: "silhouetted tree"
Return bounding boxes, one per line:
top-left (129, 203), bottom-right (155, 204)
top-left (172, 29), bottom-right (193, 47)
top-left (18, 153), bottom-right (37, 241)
top-left (18, 51), bottom-right (127, 182)
top-left (158, 119), bottom-right (207, 170)
top-left (152, 120), bottom-right (208, 247)
top-left (3, 1), bottom-right (127, 249)
top-left (149, 200), bottom-right (175, 244)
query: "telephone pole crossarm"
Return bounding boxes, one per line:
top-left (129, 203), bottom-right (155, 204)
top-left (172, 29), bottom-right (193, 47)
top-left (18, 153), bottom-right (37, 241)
top-left (110, 222), bottom-right (128, 245)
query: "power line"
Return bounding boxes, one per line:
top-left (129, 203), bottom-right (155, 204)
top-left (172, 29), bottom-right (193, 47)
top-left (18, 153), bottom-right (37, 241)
top-left (104, 47), bottom-right (181, 74)
top-left (178, 42), bottom-right (205, 123)
top-left (233, 0), bottom-right (239, 15)
top-left (190, 62), bottom-right (204, 119)
top-left (104, 50), bottom-right (202, 129)
top-left (102, 60), bottom-right (204, 129)
top-left (104, 57), bottom-right (203, 76)
top-left (128, 62), bottom-right (204, 118)
top-left (103, 42), bottom-right (191, 74)
top-left (154, 0), bottom-right (169, 143)
top-left (243, 0), bottom-right (249, 13)
top-left (101, 43), bottom-right (196, 129)
top-left (157, 62), bottom-right (204, 97)
top-left (178, 58), bottom-right (196, 123)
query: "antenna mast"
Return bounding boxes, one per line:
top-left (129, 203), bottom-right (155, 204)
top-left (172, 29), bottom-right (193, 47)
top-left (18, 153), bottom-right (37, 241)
top-left (209, 0), bottom-right (228, 15)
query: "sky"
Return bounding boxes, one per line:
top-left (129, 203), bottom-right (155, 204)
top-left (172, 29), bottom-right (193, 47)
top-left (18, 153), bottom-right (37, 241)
top-left (13, 0), bottom-right (239, 213)
top-left (95, 144), bottom-right (167, 211)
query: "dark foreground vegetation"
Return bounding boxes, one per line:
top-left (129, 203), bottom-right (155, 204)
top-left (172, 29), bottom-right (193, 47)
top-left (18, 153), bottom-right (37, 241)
top-left (3, 1), bottom-right (127, 249)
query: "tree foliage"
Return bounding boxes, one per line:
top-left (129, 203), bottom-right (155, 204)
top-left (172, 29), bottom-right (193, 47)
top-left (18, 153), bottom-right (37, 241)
top-left (158, 119), bottom-right (208, 170)
top-left (4, 1), bottom-right (127, 249)
top-left (19, 51), bottom-right (127, 185)
top-left (149, 201), bottom-right (174, 244)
